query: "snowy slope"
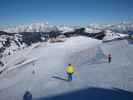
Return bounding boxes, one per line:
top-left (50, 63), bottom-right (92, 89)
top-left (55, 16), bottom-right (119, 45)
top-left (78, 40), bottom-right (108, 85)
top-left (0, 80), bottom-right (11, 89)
top-left (0, 36), bottom-right (133, 100)
top-left (0, 36), bottom-right (101, 100)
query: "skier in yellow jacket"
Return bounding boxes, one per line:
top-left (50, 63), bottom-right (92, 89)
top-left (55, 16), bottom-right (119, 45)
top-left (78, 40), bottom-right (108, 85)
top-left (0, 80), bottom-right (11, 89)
top-left (65, 64), bottom-right (75, 81)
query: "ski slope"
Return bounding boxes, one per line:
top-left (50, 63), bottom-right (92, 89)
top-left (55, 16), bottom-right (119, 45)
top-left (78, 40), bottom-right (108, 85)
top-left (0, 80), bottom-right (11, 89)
top-left (0, 36), bottom-right (133, 100)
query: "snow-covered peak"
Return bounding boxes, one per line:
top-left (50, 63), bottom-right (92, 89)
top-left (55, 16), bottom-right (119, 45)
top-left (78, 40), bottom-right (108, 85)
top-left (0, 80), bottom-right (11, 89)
top-left (1, 22), bottom-right (58, 33)
top-left (85, 27), bottom-right (101, 33)
top-left (103, 30), bottom-right (128, 41)
top-left (57, 25), bottom-right (75, 33)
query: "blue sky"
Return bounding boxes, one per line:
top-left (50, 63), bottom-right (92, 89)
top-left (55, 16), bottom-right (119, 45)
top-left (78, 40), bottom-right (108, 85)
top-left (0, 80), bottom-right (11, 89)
top-left (0, 0), bottom-right (133, 26)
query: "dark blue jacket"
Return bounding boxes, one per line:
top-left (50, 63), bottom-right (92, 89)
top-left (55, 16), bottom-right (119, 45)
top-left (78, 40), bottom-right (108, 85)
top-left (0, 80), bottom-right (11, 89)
top-left (23, 91), bottom-right (32, 100)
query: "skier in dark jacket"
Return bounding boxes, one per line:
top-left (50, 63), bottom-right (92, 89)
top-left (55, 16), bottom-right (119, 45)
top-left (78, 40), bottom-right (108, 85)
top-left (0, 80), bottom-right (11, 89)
top-left (23, 91), bottom-right (32, 100)
top-left (108, 53), bottom-right (112, 63)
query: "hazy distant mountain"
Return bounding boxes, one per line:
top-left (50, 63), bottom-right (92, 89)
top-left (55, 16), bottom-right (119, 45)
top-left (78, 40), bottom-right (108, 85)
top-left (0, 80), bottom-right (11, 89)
top-left (0, 22), bottom-right (58, 33)
top-left (87, 22), bottom-right (133, 34)
top-left (0, 22), bottom-right (133, 34)
top-left (0, 23), bottom-right (77, 33)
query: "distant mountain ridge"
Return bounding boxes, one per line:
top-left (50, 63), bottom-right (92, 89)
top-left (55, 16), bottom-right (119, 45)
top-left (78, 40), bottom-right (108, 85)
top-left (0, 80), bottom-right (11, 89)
top-left (87, 22), bottom-right (133, 34)
top-left (0, 22), bottom-right (133, 34)
top-left (0, 22), bottom-right (76, 33)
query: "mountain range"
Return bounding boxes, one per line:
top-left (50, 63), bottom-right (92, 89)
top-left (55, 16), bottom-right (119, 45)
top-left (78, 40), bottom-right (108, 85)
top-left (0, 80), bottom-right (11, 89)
top-left (0, 22), bottom-right (133, 34)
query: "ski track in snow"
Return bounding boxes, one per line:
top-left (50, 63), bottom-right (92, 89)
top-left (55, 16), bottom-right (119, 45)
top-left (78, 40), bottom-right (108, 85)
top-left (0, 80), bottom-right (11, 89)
top-left (0, 37), bottom-right (133, 100)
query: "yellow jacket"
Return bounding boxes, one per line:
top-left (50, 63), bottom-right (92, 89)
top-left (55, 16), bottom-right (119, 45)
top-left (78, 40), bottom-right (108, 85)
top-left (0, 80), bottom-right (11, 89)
top-left (65, 65), bottom-right (74, 74)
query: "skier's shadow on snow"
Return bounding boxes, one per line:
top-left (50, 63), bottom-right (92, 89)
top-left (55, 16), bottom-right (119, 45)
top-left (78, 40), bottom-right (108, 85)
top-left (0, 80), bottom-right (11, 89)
top-left (52, 76), bottom-right (68, 82)
top-left (35, 87), bottom-right (133, 100)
